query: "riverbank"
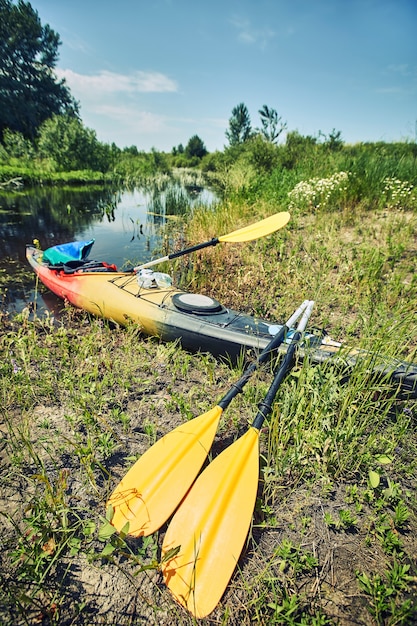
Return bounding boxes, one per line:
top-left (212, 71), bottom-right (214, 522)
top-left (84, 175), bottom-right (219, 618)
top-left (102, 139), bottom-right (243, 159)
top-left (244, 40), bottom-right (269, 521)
top-left (1, 194), bottom-right (416, 624)
top-left (0, 164), bottom-right (111, 188)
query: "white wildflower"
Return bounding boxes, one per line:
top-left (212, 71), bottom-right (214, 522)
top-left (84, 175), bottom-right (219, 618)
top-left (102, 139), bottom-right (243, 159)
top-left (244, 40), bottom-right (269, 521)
top-left (288, 171), bottom-right (349, 212)
top-left (383, 177), bottom-right (413, 210)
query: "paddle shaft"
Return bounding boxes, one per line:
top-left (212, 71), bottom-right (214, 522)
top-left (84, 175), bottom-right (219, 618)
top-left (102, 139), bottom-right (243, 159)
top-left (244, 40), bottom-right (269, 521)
top-left (134, 211), bottom-right (290, 271)
top-left (252, 331), bottom-right (301, 429)
top-left (134, 238), bottom-right (218, 270)
top-left (254, 300), bottom-right (314, 423)
top-left (251, 299), bottom-right (314, 430)
top-left (218, 300), bottom-right (310, 410)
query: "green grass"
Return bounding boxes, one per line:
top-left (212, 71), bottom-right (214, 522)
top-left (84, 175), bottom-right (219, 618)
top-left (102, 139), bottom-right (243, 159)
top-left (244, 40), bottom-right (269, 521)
top-left (1, 315), bottom-right (231, 624)
top-left (0, 164), bottom-right (110, 186)
top-left (1, 152), bottom-right (417, 624)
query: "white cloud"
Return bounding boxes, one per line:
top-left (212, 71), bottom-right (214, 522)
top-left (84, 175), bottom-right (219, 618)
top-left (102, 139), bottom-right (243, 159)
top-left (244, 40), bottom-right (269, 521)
top-left (92, 104), bottom-right (167, 133)
top-left (206, 116), bottom-right (228, 130)
top-left (386, 64), bottom-right (411, 77)
top-left (376, 64), bottom-right (417, 95)
top-left (56, 68), bottom-right (178, 96)
top-left (230, 16), bottom-right (275, 49)
top-left (375, 87), bottom-right (404, 94)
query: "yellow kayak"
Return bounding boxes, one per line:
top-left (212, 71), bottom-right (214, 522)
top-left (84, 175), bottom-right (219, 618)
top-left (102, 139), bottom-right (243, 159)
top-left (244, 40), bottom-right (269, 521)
top-left (26, 244), bottom-right (417, 398)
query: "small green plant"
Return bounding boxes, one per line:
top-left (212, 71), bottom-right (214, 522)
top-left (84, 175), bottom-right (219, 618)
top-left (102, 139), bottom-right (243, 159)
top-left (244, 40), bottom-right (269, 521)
top-left (259, 501), bottom-right (278, 527)
top-left (356, 563), bottom-right (414, 625)
top-left (344, 484), bottom-right (364, 513)
top-left (164, 390), bottom-right (194, 420)
top-left (274, 539), bottom-right (318, 576)
top-left (96, 431), bottom-right (118, 459)
top-left (110, 406), bottom-right (131, 432)
top-left (266, 589), bottom-right (331, 625)
top-left (371, 513), bottom-right (404, 556)
top-left (97, 505), bottom-right (159, 569)
top-left (393, 501), bottom-right (410, 530)
top-left (143, 419), bottom-right (158, 444)
top-left (324, 508), bottom-right (358, 531)
top-left (345, 483), bottom-right (360, 503)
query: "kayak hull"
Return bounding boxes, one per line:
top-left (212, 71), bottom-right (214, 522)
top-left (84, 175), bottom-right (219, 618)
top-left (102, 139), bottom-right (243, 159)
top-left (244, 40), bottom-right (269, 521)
top-left (26, 245), bottom-right (283, 358)
top-left (26, 245), bottom-right (417, 397)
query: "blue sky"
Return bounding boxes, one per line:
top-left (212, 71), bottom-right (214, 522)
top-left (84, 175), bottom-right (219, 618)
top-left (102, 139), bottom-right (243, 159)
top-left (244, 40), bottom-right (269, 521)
top-left (32, 0), bottom-right (417, 152)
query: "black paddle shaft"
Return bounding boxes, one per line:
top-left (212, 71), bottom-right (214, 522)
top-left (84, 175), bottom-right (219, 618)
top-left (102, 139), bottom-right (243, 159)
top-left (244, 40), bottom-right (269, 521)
top-left (217, 300), bottom-right (311, 411)
top-left (218, 325), bottom-right (287, 410)
top-left (168, 238), bottom-right (219, 260)
top-left (251, 330), bottom-right (302, 431)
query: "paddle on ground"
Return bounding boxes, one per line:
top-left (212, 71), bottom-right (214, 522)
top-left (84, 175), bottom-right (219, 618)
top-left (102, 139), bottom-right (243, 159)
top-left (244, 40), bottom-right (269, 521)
top-left (161, 301), bottom-right (314, 618)
top-left (107, 299), bottom-right (308, 537)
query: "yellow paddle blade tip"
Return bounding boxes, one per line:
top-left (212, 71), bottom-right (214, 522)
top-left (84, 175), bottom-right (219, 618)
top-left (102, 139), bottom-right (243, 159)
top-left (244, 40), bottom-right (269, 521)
top-left (105, 404), bottom-right (225, 538)
top-left (219, 211), bottom-right (290, 243)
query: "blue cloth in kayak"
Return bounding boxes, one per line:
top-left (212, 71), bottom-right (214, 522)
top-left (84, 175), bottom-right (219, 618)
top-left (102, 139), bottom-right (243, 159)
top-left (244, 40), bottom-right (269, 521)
top-left (43, 240), bottom-right (95, 265)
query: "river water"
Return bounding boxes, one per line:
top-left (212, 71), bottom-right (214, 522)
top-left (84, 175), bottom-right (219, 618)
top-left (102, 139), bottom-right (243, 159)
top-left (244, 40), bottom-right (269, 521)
top-left (0, 174), bottom-right (218, 316)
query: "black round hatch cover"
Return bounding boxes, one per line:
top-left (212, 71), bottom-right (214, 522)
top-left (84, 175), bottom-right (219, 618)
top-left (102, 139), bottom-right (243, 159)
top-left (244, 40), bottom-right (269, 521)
top-left (172, 292), bottom-right (224, 314)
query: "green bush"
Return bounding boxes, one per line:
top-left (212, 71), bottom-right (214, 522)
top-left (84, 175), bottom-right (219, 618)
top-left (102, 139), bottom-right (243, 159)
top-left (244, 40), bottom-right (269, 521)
top-left (37, 114), bottom-right (111, 172)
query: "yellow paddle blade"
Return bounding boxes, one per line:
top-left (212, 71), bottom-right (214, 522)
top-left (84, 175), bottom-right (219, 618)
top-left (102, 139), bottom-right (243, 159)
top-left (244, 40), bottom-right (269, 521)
top-left (107, 406), bottom-right (223, 537)
top-left (219, 211), bottom-right (290, 243)
top-left (162, 427), bottom-right (260, 618)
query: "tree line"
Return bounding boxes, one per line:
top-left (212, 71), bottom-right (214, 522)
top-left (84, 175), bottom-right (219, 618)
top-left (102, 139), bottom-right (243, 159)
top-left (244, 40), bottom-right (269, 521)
top-left (0, 0), bottom-right (317, 175)
top-left (1, 0), bottom-right (415, 183)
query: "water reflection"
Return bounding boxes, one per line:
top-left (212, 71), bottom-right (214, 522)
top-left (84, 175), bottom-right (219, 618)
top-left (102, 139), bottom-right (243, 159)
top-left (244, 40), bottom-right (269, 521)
top-left (0, 175), bottom-right (217, 314)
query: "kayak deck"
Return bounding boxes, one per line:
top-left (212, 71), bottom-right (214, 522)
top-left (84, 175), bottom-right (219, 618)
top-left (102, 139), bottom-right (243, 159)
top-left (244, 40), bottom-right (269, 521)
top-left (26, 245), bottom-right (417, 398)
top-left (26, 245), bottom-right (286, 354)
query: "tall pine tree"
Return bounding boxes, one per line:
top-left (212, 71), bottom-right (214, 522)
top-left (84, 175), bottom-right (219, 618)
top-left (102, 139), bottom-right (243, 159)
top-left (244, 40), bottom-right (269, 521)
top-left (225, 103), bottom-right (252, 146)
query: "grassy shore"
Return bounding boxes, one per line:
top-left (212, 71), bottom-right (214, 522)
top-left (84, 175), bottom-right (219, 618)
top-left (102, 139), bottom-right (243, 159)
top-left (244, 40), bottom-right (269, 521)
top-left (1, 164), bottom-right (417, 624)
top-left (0, 164), bottom-right (110, 187)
